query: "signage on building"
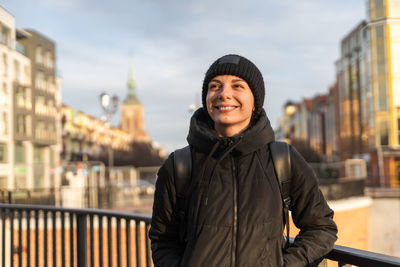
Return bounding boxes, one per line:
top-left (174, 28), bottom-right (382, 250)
top-left (14, 167), bottom-right (27, 174)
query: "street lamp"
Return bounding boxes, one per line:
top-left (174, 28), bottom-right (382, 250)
top-left (99, 92), bottom-right (119, 169)
top-left (189, 93), bottom-right (200, 113)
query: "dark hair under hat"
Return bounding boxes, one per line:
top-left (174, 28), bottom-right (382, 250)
top-left (202, 54), bottom-right (265, 117)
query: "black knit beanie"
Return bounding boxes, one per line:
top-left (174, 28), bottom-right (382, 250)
top-left (202, 54), bottom-right (265, 118)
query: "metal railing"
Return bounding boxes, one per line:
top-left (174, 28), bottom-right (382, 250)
top-left (1, 204), bottom-right (400, 267)
top-left (326, 243), bottom-right (400, 267)
top-left (0, 204), bottom-right (152, 267)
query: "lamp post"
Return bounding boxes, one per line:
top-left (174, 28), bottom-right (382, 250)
top-left (99, 92), bottom-right (119, 169)
top-left (189, 93), bottom-right (200, 113)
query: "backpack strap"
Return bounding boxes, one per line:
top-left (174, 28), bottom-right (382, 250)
top-left (269, 141), bottom-right (292, 249)
top-left (173, 145), bottom-right (192, 243)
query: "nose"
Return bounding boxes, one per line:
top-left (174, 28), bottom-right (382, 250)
top-left (218, 85), bottom-right (232, 100)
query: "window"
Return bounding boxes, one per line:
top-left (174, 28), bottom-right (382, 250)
top-left (376, 45), bottom-right (385, 60)
top-left (36, 46), bottom-right (43, 64)
top-left (49, 123), bottom-right (56, 140)
top-left (0, 25), bottom-right (10, 46)
top-left (33, 170), bottom-right (44, 189)
top-left (34, 146), bottom-right (44, 163)
top-left (50, 149), bottom-right (55, 166)
top-left (35, 71), bottom-right (45, 90)
top-left (26, 115), bottom-right (31, 136)
top-left (15, 86), bottom-right (30, 109)
top-left (375, 25), bottom-right (385, 38)
top-left (0, 143), bottom-right (7, 163)
top-left (0, 112), bottom-right (7, 135)
top-left (35, 121), bottom-right (46, 140)
top-left (14, 60), bottom-right (20, 82)
top-left (16, 115), bottom-right (25, 135)
top-left (0, 176), bottom-right (7, 188)
top-left (14, 143), bottom-right (25, 163)
top-left (3, 54), bottom-right (8, 77)
top-left (35, 95), bottom-right (45, 115)
top-left (398, 118), bottom-right (400, 145)
top-left (24, 66), bottom-right (30, 82)
top-left (16, 114), bottom-right (30, 136)
top-left (16, 87), bottom-right (24, 107)
top-left (374, 0), bottom-right (385, 19)
top-left (380, 120), bottom-right (389, 146)
top-left (0, 83), bottom-right (7, 106)
top-left (16, 41), bottom-right (26, 56)
top-left (25, 88), bottom-right (31, 110)
top-left (377, 61), bottom-right (386, 74)
top-left (375, 0), bottom-right (384, 8)
top-left (45, 51), bottom-right (53, 69)
top-left (378, 81), bottom-right (388, 110)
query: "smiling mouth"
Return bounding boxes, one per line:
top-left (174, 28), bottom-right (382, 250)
top-left (216, 106), bottom-right (237, 111)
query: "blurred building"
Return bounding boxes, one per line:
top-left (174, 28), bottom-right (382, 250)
top-left (1, 7), bottom-right (61, 191)
top-left (336, 21), bottom-right (371, 161)
top-left (278, 0), bottom-right (400, 188)
top-left (277, 88), bottom-right (338, 163)
top-left (336, 0), bottom-right (400, 187)
top-left (16, 29), bottom-right (62, 190)
top-left (61, 105), bottom-right (133, 164)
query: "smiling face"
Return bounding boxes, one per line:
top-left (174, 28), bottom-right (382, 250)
top-left (206, 75), bottom-right (255, 137)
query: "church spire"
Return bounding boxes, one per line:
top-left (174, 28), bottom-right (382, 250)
top-left (128, 63), bottom-right (136, 91)
top-left (123, 60), bottom-right (140, 105)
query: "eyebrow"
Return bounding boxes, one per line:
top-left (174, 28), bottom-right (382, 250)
top-left (232, 79), bottom-right (245, 83)
top-left (210, 79), bottom-right (222, 84)
top-left (210, 78), bottom-right (245, 83)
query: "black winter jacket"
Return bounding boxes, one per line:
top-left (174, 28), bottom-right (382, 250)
top-left (149, 108), bottom-right (337, 267)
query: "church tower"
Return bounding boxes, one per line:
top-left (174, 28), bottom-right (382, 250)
top-left (121, 63), bottom-right (149, 142)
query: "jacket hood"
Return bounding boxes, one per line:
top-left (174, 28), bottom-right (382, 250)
top-left (187, 108), bottom-right (275, 156)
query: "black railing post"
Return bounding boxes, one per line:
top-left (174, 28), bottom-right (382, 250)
top-left (89, 215), bottom-right (94, 267)
top-left (146, 222), bottom-right (152, 267)
top-left (136, 220), bottom-right (141, 267)
top-left (76, 214), bottom-right (87, 267)
top-left (1, 209), bottom-right (7, 267)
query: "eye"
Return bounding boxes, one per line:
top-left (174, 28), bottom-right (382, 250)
top-left (208, 83), bottom-right (220, 90)
top-left (233, 83), bottom-right (244, 89)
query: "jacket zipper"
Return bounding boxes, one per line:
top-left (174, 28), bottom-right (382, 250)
top-left (231, 156), bottom-right (238, 267)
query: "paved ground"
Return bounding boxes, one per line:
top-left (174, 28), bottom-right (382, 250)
top-left (113, 195), bottom-right (154, 215)
top-left (369, 198), bottom-right (400, 257)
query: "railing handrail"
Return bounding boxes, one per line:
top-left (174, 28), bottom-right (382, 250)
top-left (287, 237), bottom-right (400, 267)
top-left (326, 243), bottom-right (400, 267)
top-left (0, 203), bottom-right (152, 222)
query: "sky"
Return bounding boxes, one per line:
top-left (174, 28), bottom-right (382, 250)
top-left (1, 0), bottom-right (366, 152)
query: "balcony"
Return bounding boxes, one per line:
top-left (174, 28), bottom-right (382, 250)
top-left (0, 203), bottom-right (399, 267)
top-left (15, 42), bottom-right (27, 56)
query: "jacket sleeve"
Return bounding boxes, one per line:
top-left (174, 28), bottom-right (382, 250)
top-left (149, 153), bottom-right (184, 267)
top-left (283, 146), bottom-right (338, 267)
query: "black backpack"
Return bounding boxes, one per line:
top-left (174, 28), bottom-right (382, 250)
top-left (173, 141), bottom-right (292, 248)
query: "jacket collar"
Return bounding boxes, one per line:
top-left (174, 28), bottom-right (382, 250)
top-left (187, 108), bottom-right (275, 156)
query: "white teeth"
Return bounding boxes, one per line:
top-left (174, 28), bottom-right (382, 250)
top-left (219, 106), bottom-right (235, 110)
